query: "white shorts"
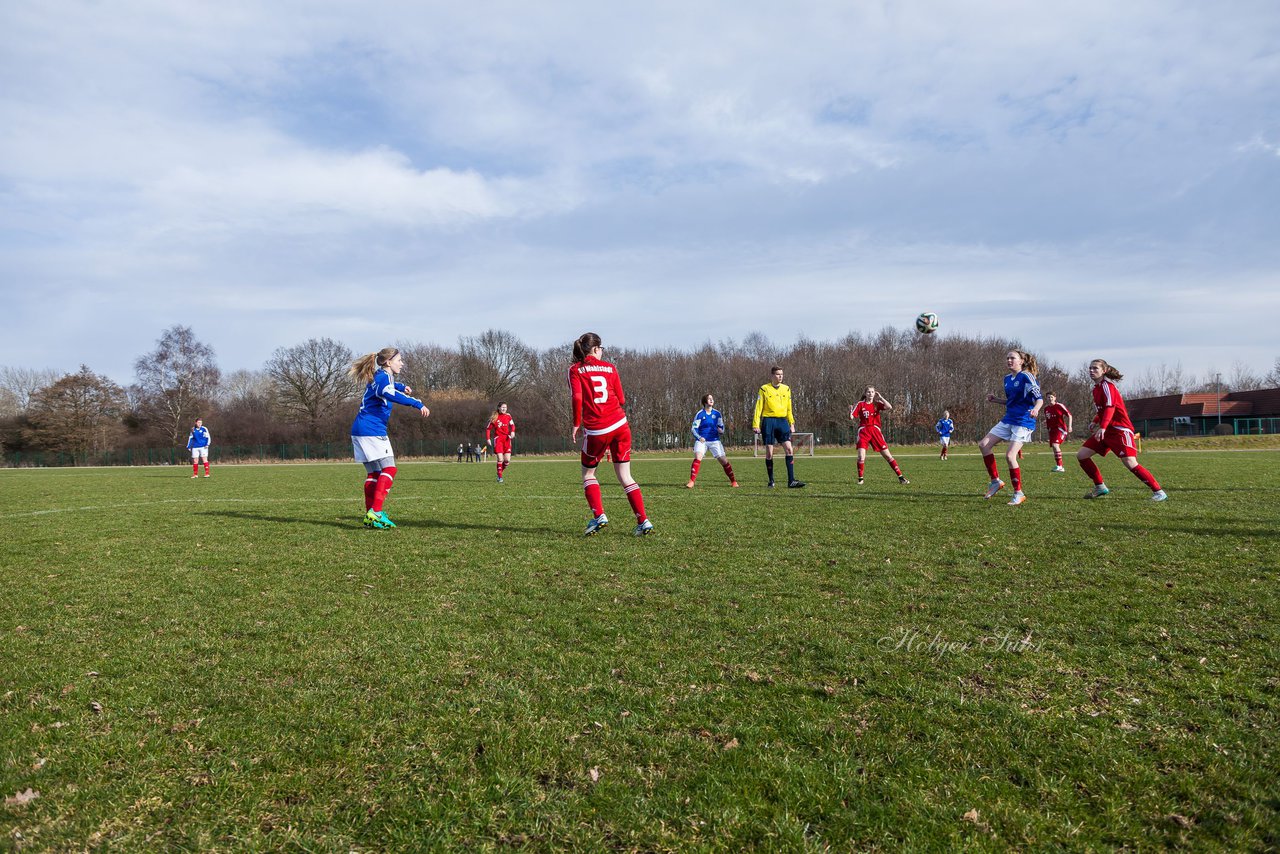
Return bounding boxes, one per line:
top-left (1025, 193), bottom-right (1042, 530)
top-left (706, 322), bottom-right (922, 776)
top-left (190, 447), bottom-right (209, 460)
top-left (352, 435), bottom-right (394, 464)
top-left (987, 422), bottom-right (1034, 444)
top-left (939, 436), bottom-right (951, 446)
top-left (693, 439), bottom-right (726, 459)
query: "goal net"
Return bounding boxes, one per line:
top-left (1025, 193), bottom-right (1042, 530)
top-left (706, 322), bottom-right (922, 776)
top-left (753, 432), bottom-right (815, 457)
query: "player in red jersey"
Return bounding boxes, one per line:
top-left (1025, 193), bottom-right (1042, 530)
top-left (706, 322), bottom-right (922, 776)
top-left (1077, 359), bottom-right (1167, 501)
top-left (850, 386), bottom-right (909, 485)
top-left (567, 332), bottom-right (654, 536)
top-left (486, 402), bottom-right (516, 483)
top-left (1042, 392), bottom-right (1073, 472)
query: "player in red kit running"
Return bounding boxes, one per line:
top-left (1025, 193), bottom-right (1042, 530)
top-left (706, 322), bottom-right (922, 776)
top-left (568, 332), bottom-right (654, 536)
top-left (850, 386), bottom-right (909, 485)
top-left (1043, 392), bottom-right (1073, 472)
top-left (1077, 359), bottom-right (1168, 501)
top-left (486, 402), bottom-right (516, 482)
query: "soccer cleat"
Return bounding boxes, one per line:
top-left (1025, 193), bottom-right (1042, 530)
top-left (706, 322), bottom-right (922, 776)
top-left (685, 480), bottom-right (696, 488)
top-left (857, 478), bottom-right (864, 485)
top-left (1151, 489), bottom-right (1168, 502)
top-left (204, 474), bottom-right (211, 478)
top-left (767, 481), bottom-right (776, 488)
top-left (191, 474), bottom-right (198, 478)
top-left (1083, 484), bottom-right (1110, 499)
top-left (787, 480), bottom-right (806, 488)
top-left (1052, 466), bottom-right (1065, 473)
top-left (984, 478), bottom-right (1005, 499)
top-left (374, 510), bottom-right (396, 528)
top-left (730, 481), bottom-right (740, 488)
top-left (363, 510), bottom-right (391, 529)
top-left (584, 514), bottom-right (609, 536)
top-left (898, 475), bottom-right (910, 485)
top-left (1007, 491), bottom-right (1027, 506)
top-left (497, 476), bottom-right (504, 483)
top-left (633, 519), bottom-right (654, 536)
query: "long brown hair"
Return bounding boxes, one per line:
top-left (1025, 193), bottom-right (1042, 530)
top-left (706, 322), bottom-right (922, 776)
top-left (1010, 349), bottom-right (1039, 376)
top-left (348, 347), bottom-right (399, 385)
top-left (572, 332), bottom-right (602, 363)
top-left (489, 402), bottom-right (507, 422)
top-left (1091, 359), bottom-right (1123, 381)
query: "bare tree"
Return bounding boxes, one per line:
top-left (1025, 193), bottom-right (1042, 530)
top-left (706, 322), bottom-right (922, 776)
top-left (133, 326), bottom-right (221, 444)
top-left (1228, 360), bottom-right (1266, 392)
top-left (264, 338), bottom-right (356, 440)
top-left (25, 366), bottom-right (128, 458)
top-left (1266, 357), bottom-right (1280, 387)
top-left (0, 366), bottom-right (60, 416)
top-left (459, 329), bottom-right (537, 398)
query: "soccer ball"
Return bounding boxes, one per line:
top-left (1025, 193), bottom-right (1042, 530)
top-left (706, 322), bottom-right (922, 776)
top-left (915, 311), bottom-right (939, 334)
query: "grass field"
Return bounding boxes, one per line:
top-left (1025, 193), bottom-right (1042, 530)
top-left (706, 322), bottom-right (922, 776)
top-left (2, 444), bottom-right (1278, 850)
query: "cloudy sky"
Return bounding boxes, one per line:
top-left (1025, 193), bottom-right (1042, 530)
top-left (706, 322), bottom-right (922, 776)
top-left (2, 1), bottom-right (1277, 386)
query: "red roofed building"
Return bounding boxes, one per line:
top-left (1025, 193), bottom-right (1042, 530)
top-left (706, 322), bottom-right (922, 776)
top-left (1127, 388), bottom-right (1280, 436)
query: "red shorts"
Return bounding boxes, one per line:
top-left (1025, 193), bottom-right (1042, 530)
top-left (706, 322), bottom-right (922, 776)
top-left (492, 437), bottom-right (512, 454)
top-left (581, 422), bottom-right (633, 467)
top-left (1049, 428), bottom-right (1068, 446)
top-left (856, 425), bottom-right (887, 452)
top-left (1082, 427), bottom-right (1137, 458)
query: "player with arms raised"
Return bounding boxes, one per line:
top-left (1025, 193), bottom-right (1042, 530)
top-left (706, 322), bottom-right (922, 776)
top-left (568, 332), bottom-right (653, 536)
top-left (977, 349), bottom-right (1043, 506)
top-left (486, 402), bottom-right (516, 483)
top-left (850, 386), bottom-right (909, 485)
top-left (687, 393), bottom-right (739, 488)
top-left (1043, 392), bottom-right (1073, 472)
top-left (349, 347), bottom-right (429, 529)
top-left (1078, 359), bottom-right (1167, 501)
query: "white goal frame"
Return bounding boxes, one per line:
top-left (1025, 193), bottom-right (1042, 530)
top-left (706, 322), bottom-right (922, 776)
top-left (753, 432), bottom-right (815, 457)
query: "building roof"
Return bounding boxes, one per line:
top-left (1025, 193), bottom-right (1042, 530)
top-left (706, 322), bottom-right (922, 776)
top-left (1126, 387), bottom-right (1280, 421)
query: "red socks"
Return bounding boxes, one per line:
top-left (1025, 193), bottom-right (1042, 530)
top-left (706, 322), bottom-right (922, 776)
top-left (983, 454), bottom-right (999, 480)
top-left (889, 458), bottom-right (903, 476)
top-left (690, 459), bottom-right (701, 482)
top-left (371, 466), bottom-right (396, 511)
top-left (584, 477), bottom-right (604, 517)
top-left (1079, 458), bottom-right (1104, 485)
top-left (364, 474), bottom-right (378, 509)
top-left (624, 482), bottom-right (647, 522)
top-left (1011, 467), bottom-right (1022, 492)
top-left (193, 463), bottom-right (199, 476)
top-left (1054, 450), bottom-right (1063, 466)
top-left (721, 460), bottom-right (735, 482)
top-left (1131, 464), bottom-right (1161, 491)
top-left (857, 460), bottom-right (865, 478)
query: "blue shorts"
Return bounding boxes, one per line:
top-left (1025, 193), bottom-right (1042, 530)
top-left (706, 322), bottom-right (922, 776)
top-left (760, 417), bottom-right (791, 445)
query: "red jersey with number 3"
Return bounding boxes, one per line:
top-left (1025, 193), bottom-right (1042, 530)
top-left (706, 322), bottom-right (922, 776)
top-left (1092, 380), bottom-right (1134, 432)
top-left (568, 356), bottom-right (628, 433)
top-left (851, 400), bottom-right (885, 430)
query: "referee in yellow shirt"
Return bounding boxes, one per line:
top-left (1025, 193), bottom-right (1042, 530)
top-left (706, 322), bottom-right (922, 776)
top-left (752, 366), bottom-right (805, 488)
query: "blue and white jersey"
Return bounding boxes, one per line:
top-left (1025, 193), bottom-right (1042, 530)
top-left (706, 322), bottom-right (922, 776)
top-left (1002, 371), bottom-right (1042, 429)
top-left (186, 426), bottom-right (210, 449)
top-left (691, 408), bottom-right (725, 442)
top-left (935, 418), bottom-right (954, 438)
top-left (351, 369), bottom-right (423, 437)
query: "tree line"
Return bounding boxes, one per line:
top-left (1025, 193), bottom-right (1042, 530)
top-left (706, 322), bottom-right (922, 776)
top-left (2, 325), bottom-right (1277, 464)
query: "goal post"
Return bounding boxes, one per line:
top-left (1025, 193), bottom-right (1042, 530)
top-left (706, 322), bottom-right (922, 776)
top-left (753, 432), bottom-right (815, 457)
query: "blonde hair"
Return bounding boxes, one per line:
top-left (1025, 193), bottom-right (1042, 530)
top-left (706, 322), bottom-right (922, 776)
top-left (349, 347), bottom-right (400, 385)
top-left (1091, 359), bottom-right (1123, 381)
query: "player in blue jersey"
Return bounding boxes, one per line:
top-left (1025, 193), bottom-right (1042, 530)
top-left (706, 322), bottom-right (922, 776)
top-left (186, 418), bottom-right (211, 477)
top-left (686, 393), bottom-right (739, 488)
top-left (348, 347), bottom-right (430, 529)
top-left (977, 350), bottom-right (1043, 505)
top-left (934, 410), bottom-right (955, 460)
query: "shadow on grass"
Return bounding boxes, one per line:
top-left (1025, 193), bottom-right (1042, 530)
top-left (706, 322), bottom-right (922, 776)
top-left (198, 508), bottom-right (565, 536)
top-left (1103, 521), bottom-right (1280, 539)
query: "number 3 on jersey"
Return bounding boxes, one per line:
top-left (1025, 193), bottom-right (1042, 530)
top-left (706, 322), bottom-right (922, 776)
top-left (590, 374), bottom-right (609, 404)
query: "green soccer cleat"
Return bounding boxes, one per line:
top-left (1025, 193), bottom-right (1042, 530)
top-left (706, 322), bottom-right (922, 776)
top-left (1083, 484), bottom-right (1110, 499)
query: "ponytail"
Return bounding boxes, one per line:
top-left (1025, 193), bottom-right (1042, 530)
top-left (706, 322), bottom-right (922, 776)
top-left (349, 347), bottom-right (399, 385)
top-left (573, 332), bottom-right (602, 363)
top-left (1019, 350), bottom-right (1039, 376)
top-left (1091, 359), bottom-right (1123, 381)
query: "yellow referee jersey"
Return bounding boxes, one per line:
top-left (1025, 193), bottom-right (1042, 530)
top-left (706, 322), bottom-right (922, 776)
top-left (752, 383), bottom-right (794, 429)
